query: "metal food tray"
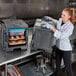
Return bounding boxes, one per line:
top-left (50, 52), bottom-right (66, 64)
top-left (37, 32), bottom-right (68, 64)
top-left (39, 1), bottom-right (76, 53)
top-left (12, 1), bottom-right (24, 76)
top-left (9, 38), bottom-right (25, 40)
top-left (9, 42), bottom-right (26, 45)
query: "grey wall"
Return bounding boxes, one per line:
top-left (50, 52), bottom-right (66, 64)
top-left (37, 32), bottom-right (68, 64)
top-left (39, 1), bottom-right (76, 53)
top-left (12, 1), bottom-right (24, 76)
top-left (0, 0), bottom-right (69, 19)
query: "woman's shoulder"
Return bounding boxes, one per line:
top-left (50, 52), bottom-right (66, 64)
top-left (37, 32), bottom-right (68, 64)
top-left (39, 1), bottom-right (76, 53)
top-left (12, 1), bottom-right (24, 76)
top-left (68, 20), bottom-right (74, 29)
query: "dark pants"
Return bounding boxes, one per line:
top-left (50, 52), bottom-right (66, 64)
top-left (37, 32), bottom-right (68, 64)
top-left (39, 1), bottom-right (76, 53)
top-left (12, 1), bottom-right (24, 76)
top-left (55, 48), bottom-right (73, 76)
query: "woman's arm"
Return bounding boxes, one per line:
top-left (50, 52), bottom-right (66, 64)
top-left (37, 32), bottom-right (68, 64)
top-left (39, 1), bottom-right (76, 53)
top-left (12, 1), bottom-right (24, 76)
top-left (42, 16), bottom-right (58, 24)
top-left (52, 25), bottom-right (74, 39)
top-left (51, 18), bottom-right (58, 24)
top-left (51, 27), bottom-right (56, 32)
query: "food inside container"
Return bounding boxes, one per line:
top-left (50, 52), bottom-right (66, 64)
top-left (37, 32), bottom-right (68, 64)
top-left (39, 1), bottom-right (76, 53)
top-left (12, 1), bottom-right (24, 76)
top-left (20, 35), bottom-right (24, 38)
top-left (16, 36), bottom-right (20, 39)
top-left (9, 40), bottom-right (16, 44)
top-left (17, 39), bottom-right (25, 43)
top-left (10, 36), bottom-right (14, 39)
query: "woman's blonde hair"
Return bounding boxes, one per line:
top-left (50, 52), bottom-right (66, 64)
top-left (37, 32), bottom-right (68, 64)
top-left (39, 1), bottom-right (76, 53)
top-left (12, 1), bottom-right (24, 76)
top-left (63, 8), bottom-right (74, 24)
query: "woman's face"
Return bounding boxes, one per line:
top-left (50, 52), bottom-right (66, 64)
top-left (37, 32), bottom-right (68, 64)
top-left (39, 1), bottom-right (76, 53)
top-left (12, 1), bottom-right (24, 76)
top-left (61, 10), bottom-right (71, 23)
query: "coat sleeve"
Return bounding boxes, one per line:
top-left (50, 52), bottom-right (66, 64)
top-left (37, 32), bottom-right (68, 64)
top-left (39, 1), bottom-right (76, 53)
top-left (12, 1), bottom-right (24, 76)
top-left (52, 19), bottom-right (58, 24)
top-left (54, 25), bottom-right (74, 39)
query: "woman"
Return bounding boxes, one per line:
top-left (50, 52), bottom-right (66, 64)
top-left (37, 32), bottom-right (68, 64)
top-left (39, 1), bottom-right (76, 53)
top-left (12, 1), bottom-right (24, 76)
top-left (44, 8), bottom-right (74, 76)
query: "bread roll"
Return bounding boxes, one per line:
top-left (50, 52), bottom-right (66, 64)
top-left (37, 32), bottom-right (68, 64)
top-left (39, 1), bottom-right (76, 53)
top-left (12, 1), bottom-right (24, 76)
top-left (16, 36), bottom-right (20, 39)
top-left (10, 36), bottom-right (14, 39)
top-left (20, 35), bottom-right (24, 38)
top-left (17, 40), bottom-right (25, 43)
top-left (9, 40), bottom-right (16, 44)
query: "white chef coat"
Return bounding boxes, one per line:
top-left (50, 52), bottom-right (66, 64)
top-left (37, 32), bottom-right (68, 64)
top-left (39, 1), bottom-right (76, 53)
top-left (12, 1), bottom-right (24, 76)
top-left (53, 18), bottom-right (74, 51)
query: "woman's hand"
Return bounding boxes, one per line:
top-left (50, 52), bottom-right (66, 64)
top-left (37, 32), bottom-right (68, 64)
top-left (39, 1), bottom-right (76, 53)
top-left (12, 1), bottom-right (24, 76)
top-left (41, 22), bottom-right (56, 32)
top-left (42, 16), bottom-right (53, 21)
top-left (52, 27), bottom-right (56, 32)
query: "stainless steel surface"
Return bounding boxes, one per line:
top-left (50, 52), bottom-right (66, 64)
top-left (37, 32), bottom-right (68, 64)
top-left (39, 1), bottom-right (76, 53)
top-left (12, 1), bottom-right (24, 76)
top-left (48, 0), bottom-right (68, 18)
top-left (0, 0), bottom-right (69, 19)
top-left (0, 27), bottom-right (40, 66)
top-left (0, 3), bottom-right (15, 18)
